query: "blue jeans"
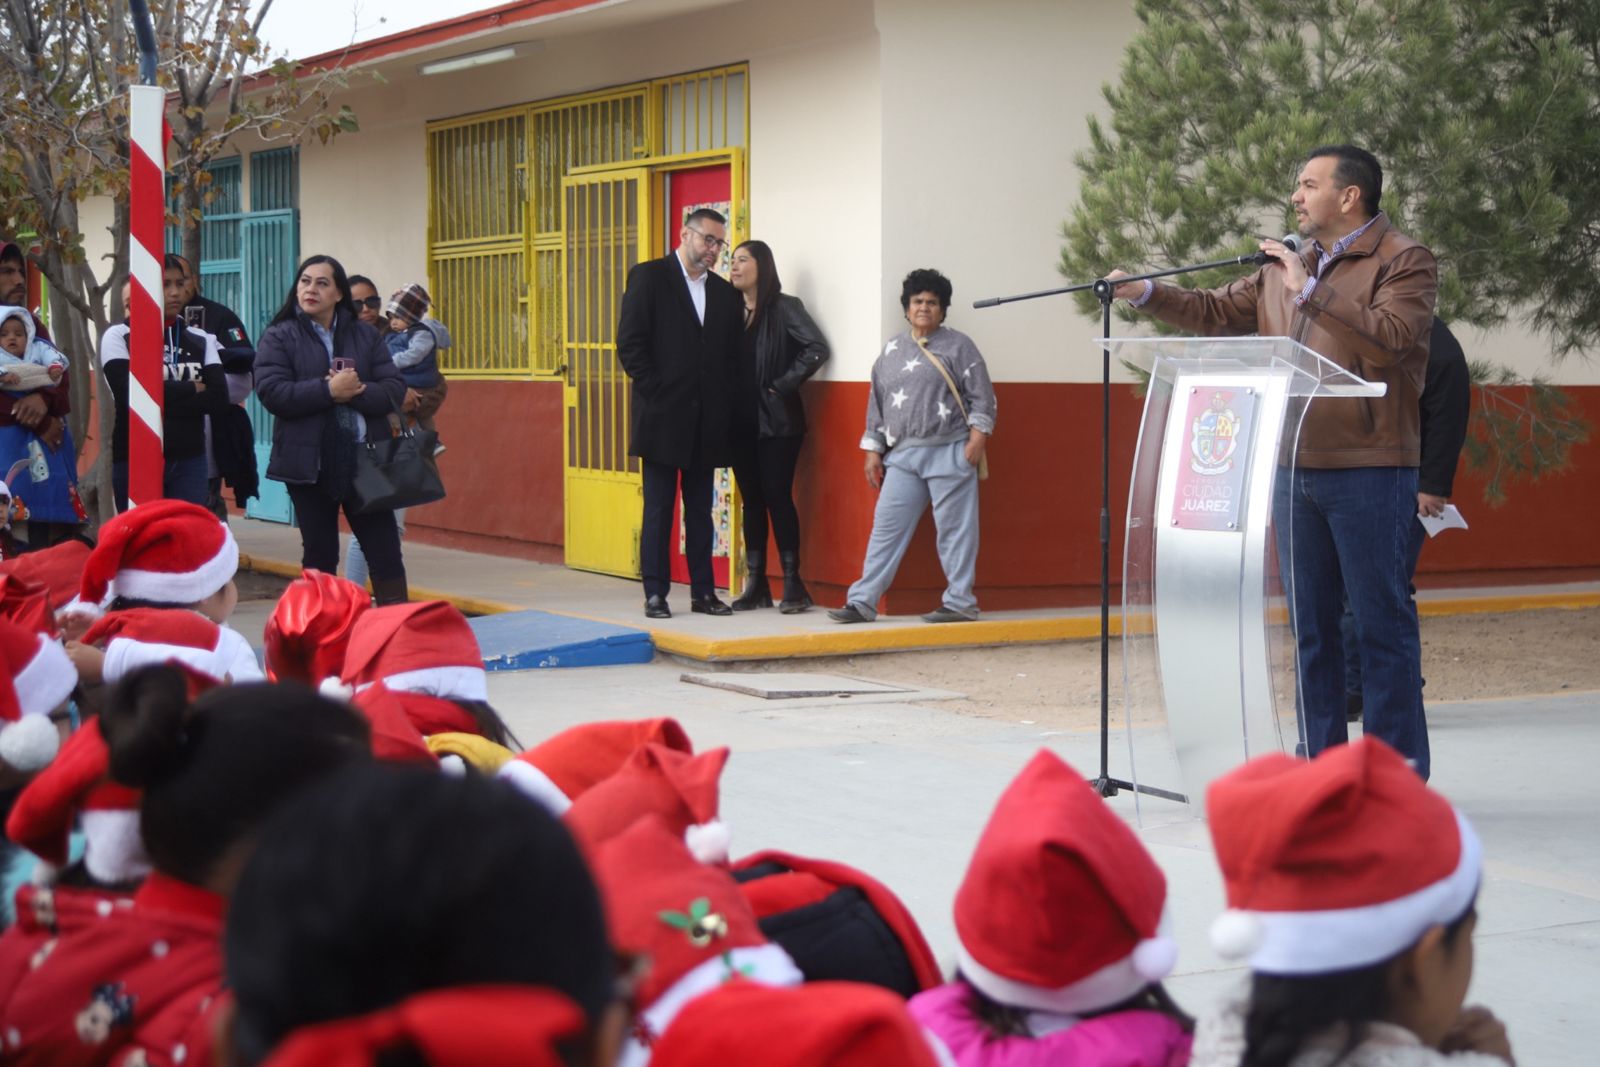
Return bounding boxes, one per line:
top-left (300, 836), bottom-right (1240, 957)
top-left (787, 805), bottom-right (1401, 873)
top-left (1273, 466), bottom-right (1429, 779)
top-left (1343, 514), bottom-right (1428, 699)
top-left (112, 454), bottom-right (211, 511)
top-left (346, 508), bottom-right (405, 588)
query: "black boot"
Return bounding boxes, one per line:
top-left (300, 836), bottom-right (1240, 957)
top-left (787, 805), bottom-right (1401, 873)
top-left (778, 551), bottom-right (812, 614)
top-left (371, 574), bottom-right (410, 607)
top-left (731, 549), bottom-right (772, 611)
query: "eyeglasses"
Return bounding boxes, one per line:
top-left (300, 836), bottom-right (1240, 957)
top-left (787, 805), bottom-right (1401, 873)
top-left (355, 296), bottom-right (383, 310)
top-left (687, 226), bottom-right (727, 251)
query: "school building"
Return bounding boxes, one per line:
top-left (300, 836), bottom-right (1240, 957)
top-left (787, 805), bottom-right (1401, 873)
top-left (96, 0), bottom-right (1600, 608)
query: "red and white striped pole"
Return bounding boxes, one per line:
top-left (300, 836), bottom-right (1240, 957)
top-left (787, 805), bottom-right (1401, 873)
top-left (126, 83), bottom-right (165, 508)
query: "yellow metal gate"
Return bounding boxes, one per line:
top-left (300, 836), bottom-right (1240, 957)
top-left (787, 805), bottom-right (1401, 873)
top-left (562, 168), bottom-right (649, 577)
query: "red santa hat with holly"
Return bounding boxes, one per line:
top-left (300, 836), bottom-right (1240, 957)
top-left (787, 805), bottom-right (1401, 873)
top-left (0, 616), bottom-right (74, 772)
top-left (497, 717), bottom-right (693, 815)
top-left (65, 499), bottom-right (237, 618)
top-left (1206, 737), bottom-right (1481, 974)
top-left (592, 816), bottom-right (801, 1066)
top-left (952, 749), bottom-right (1178, 1016)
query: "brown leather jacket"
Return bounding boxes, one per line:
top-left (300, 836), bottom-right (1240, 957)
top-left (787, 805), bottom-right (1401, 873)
top-left (1141, 214), bottom-right (1438, 468)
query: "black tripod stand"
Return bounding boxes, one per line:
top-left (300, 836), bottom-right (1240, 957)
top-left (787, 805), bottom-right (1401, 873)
top-left (975, 250), bottom-right (1270, 803)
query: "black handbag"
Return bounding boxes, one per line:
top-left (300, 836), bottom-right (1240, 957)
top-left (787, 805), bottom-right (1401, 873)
top-left (346, 400), bottom-right (446, 515)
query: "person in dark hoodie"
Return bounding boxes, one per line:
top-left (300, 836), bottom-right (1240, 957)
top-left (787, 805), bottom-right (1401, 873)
top-left (98, 260), bottom-right (229, 510)
top-left (169, 254), bottom-right (259, 518)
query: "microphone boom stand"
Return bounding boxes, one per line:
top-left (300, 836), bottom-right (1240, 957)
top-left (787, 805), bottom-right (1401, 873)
top-left (974, 251), bottom-right (1267, 804)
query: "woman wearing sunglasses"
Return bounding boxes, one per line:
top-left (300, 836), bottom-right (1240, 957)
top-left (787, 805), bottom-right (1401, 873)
top-left (348, 276), bottom-right (389, 336)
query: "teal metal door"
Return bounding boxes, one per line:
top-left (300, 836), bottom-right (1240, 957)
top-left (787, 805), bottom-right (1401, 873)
top-left (168, 149), bottom-right (300, 524)
top-left (242, 149), bottom-right (299, 524)
top-left (240, 209), bottom-right (298, 523)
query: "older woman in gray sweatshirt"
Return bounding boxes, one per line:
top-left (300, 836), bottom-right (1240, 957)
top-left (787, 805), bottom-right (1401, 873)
top-left (830, 268), bottom-right (997, 624)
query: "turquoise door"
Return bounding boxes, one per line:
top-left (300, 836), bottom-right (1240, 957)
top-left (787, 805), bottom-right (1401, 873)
top-left (169, 149), bottom-right (301, 524)
top-left (242, 149), bottom-right (299, 524)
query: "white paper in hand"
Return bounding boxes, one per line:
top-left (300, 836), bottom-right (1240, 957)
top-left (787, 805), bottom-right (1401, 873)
top-left (1418, 504), bottom-right (1468, 538)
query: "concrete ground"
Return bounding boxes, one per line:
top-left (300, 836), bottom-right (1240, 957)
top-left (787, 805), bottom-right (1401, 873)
top-left (226, 516), bottom-right (1600, 662)
top-left (225, 515), bottom-right (1600, 1063)
top-left (482, 663), bottom-right (1596, 1065)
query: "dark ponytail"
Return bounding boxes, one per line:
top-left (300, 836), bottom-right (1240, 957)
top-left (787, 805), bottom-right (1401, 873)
top-left (102, 665), bottom-right (195, 788)
top-left (1241, 903), bottom-right (1477, 1067)
top-left (100, 668), bottom-right (373, 887)
top-left (453, 700), bottom-right (521, 750)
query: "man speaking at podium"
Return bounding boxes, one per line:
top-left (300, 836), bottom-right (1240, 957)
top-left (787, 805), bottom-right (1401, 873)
top-left (1108, 144), bottom-right (1439, 779)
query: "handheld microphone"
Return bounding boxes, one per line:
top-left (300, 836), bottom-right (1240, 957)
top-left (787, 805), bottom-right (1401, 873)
top-left (1249, 233), bottom-right (1302, 264)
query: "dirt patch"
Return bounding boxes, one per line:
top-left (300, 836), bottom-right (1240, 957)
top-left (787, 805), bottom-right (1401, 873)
top-left (745, 608), bottom-right (1600, 728)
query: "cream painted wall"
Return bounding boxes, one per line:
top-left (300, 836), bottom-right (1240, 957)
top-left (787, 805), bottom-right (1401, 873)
top-left (78, 0), bottom-right (1597, 388)
top-left (874, 0), bottom-right (1143, 384)
top-left (281, 0), bottom-right (886, 376)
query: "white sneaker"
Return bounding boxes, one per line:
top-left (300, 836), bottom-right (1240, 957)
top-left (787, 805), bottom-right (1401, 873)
top-left (432, 443), bottom-right (447, 458)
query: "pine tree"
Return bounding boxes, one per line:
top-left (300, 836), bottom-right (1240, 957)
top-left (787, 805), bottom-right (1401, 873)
top-left (1061, 0), bottom-right (1594, 499)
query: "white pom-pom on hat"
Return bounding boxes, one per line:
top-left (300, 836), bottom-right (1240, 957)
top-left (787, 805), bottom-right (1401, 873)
top-left (685, 819), bottom-right (731, 864)
top-left (1211, 909), bottom-right (1265, 959)
top-left (1131, 935), bottom-right (1179, 981)
top-left (0, 716), bottom-right (59, 773)
top-left (318, 676), bottom-right (355, 702)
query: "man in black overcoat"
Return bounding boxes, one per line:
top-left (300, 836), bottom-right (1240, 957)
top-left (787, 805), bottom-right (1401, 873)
top-left (616, 207), bottom-right (742, 618)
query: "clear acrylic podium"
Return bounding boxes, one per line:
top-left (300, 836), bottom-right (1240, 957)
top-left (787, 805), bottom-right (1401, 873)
top-left (1105, 336), bottom-right (1386, 817)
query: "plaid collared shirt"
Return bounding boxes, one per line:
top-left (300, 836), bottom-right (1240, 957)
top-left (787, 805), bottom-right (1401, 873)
top-left (1297, 213), bottom-right (1382, 305)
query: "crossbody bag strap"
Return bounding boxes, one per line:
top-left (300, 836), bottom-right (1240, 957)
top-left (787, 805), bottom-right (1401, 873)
top-left (914, 336), bottom-right (970, 425)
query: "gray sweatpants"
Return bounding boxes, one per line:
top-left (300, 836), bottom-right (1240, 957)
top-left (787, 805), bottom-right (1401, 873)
top-left (845, 441), bottom-right (980, 619)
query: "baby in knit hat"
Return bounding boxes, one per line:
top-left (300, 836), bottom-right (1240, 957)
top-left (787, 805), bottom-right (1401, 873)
top-left (384, 283), bottom-right (451, 454)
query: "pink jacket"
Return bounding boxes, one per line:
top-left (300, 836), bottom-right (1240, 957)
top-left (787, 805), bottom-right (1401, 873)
top-left (910, 982), bottom-right (1192, 1067)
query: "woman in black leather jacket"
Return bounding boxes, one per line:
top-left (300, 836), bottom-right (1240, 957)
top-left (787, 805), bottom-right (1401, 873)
top-left (727, 240), bottom-right (830, 613)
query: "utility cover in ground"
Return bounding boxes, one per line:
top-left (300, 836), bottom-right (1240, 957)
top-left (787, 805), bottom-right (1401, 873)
top-left (679, 673), bottom-right (913, 699)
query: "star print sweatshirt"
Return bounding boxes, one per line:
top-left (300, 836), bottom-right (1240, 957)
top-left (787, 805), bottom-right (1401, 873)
top-left (860, 325), bottom-right (996, 453)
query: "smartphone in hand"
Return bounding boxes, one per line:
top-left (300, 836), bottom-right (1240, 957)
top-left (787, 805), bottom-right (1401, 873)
top-left (331, 357), bottom-right (355, 374)
top-left (183, 305), bottom-right (205, 329)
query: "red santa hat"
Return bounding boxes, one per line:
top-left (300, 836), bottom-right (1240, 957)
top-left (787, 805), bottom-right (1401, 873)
top-left (0, 618), bottom-right (72, 771)
top-left (953, 749), bottom-right (1176, 1016)
top-left (0, 573), bottom-right (57, 636)
top-left (261, 986), bottom-right (585, 1067)
top-left (70, 500), bottom-right (237, 615)
top-left (341, 601), bottom-right (486, 702)
top-left (649, 980), bottom-right (945, 1067)
top-left (1206, 737), bottom-right (1481, 975)
top-left (496, 718), bottom-right (693, 814)
top-left (593, 817), bottom-right (801, 1065)
top-left (348, 683), bottom-right (441, 765)
top-left (82, 607), bottom-right (230, 687)
top-left (264, 569), bottom-right (371, 684)
top-left (0, 538), bottom-right (91, 609)
top-left (5, 719), bottom-right (149, 884)
top-left (731, 849), bottom-right (944, 992)
top-left (563, 743), bottom-right (730, 862)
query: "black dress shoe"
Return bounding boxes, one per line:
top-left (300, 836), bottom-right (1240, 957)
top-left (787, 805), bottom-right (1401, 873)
top-left (690, 594), bottom-right (732, 616)
top-left (644, 595), bottom-right (671, 619)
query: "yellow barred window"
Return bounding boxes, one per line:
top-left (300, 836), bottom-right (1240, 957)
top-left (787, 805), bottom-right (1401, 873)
top-left (424, 65), bottom-right (748, 380)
